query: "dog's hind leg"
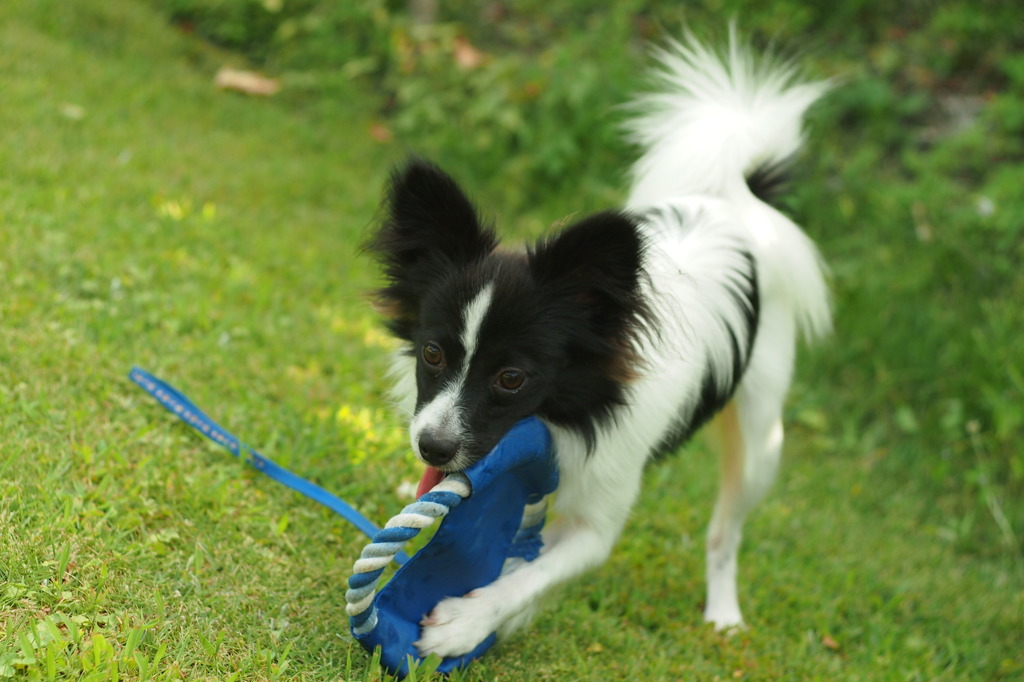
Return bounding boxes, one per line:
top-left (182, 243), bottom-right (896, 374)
top-left (704, 310), bottom-right (795, 629)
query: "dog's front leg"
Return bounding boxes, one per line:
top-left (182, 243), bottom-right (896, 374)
top-left (414, 516), bottom-right (617, 658)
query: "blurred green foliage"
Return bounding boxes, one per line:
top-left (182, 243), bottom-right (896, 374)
top-left (155, 0), bottom-right (1023, 209)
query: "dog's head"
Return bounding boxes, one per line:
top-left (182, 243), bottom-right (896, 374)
top-left (366, 159), bottom-right (650, 471)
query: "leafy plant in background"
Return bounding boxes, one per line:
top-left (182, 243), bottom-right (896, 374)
top-left (161, 0), bottom-right (395, 68)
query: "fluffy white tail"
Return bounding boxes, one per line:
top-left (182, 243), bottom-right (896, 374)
top-left (625, 27), bottom-right (832, 344)
top-left (624, 26), bottom-right (830, 207)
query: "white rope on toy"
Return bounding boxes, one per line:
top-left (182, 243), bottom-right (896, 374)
top-left (346, 474), bottom-right (472, 636)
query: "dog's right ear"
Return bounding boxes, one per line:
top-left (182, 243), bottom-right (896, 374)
top-left (366, 159), bottom-right (497, 338)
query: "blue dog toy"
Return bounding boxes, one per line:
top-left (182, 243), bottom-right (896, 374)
top-left (346, 417), bottom-right (555, 675)
top-left (129, 368), bottom-right (557, 677)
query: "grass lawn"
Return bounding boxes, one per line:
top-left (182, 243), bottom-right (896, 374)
top-left (1, 1), bottom-right (1021, 680)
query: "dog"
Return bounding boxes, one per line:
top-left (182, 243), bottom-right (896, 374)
top-left (366, 28), bottom-right (831, 658)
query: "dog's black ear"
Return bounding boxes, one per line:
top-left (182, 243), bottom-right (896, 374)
top-left (529, 210), bottom-right (648, 333)
top-left (366, 159), bottom-right (496, 338)
top-left (373, 158), bottom-right (496, 272)
top-left (530, 211), bottom-right (651, 445)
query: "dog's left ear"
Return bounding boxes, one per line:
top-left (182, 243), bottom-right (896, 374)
top-left (529, 210), bottom-right (646, 332)
top-left (372, 158), bottom-right (497, 274)
top-left (367, 159), bottom-right (497, 338)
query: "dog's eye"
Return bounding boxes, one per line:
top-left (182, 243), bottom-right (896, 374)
top-left (422, 343), bottom-right (444, 368)
top-left (495, 369), bottom-right (525, 392)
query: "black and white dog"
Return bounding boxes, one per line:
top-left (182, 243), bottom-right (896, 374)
top-left (367, 29), bottom-right (831, 658)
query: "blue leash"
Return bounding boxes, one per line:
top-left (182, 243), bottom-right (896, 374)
top-left (129, 367), bottom-right (409, 565)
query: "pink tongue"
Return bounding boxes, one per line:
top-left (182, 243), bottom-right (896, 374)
top-left (416, 465), bottom-right (445, 499)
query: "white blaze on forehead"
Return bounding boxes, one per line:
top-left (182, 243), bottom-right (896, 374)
top-left (460, 282), bottom-right (494, 368)
top-left (409, 282), bottom-right (494, 466)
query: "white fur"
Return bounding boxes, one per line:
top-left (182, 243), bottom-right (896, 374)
top-left (459, 282), bottom-right (494, 362)
top-left (413, 30), bottom-right (831, 658)
top-left (625, 24), bottom-right (830, 209)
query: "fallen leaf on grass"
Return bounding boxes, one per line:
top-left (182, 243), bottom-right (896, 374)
top-left (214, 67), bottom-right (280, 96)
top-left (822, 634), bottom-right (841, 651)
top-left (453, 36), bottom-right (485, 70)
top-left (369, 122), bottom-right (393, 143)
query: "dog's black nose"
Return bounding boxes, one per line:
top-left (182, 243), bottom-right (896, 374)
top-left (418, 432), bottom-right (460, 467)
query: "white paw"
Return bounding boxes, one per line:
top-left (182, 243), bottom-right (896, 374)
top-left (704, 606), bottom-right (745, 633)
top-left (414, 589), bottom-right (499, 659)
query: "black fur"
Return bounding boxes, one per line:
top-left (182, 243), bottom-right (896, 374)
top-left (527, 211), bottom-right (654, 450)
top-left (365, 158), bottom-right (498, 341)
top-left (745, 157), bottom-right (793, 207)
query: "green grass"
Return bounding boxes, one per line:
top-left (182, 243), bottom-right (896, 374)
top-left (1, 0), bottom-right (1022, 680)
